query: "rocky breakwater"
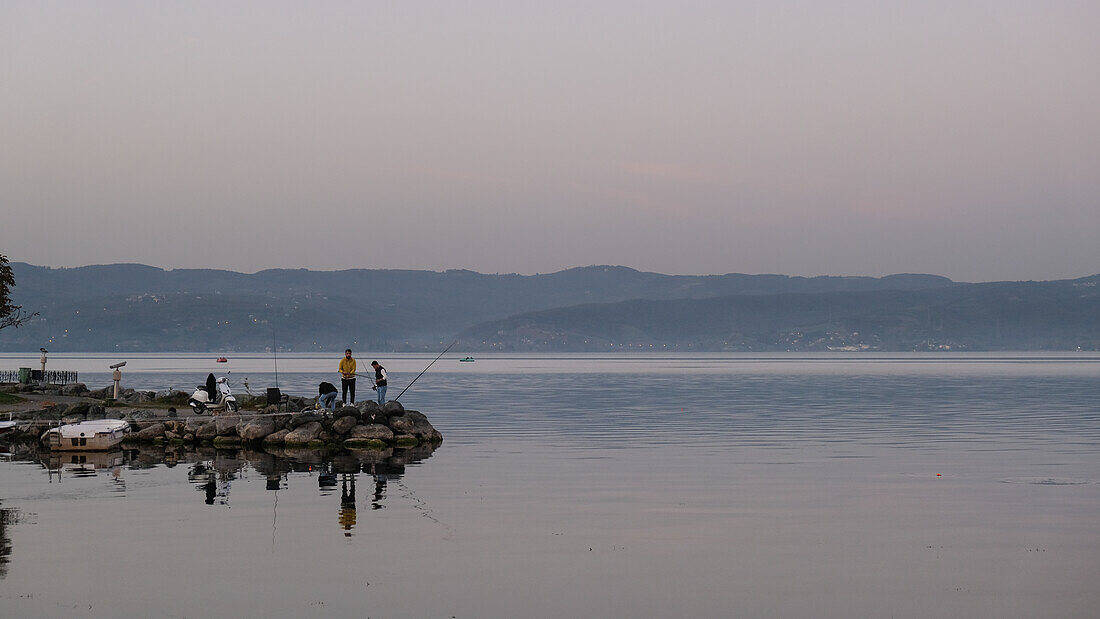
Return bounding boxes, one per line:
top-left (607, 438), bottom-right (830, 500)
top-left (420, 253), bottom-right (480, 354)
top-left (2, 380), bottom-right (191, 405)
top-left (122, 400), bottom-right (442, 450)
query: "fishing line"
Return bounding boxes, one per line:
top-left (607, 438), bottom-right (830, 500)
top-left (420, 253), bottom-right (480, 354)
top-left (393, 340), bottom-right (456, 402)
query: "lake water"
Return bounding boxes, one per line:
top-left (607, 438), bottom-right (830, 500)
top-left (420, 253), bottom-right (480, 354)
top-left (1, 353), bottom-right (1099, 618)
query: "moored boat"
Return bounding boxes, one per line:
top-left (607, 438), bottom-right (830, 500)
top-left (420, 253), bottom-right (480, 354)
top-left (42, 419), bottom-right (130, 451)
top-left (459, 357), bottom-right (475, 362)
top-left (216, 357), bottom-right (228, 363)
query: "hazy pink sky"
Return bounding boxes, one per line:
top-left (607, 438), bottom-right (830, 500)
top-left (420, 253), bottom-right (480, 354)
top-left (2, 1), bottom-right (1098, 281)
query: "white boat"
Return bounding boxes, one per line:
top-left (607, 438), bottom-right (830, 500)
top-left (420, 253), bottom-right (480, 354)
top-left (42, 419), bottom-right (130, 451)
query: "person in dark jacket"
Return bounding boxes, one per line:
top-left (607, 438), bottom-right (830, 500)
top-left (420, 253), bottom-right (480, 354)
top-left (371, 361), bottom-right (388, 405)
top-left (318, 381), bottom-right (339, 412)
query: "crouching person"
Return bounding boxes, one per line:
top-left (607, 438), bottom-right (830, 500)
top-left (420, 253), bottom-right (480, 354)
top-left (318, 381), bottom-right (339, 412)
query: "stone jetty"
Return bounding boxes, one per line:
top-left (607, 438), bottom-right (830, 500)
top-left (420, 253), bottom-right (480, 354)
top-left (0, 382), bottom-right (443, 450)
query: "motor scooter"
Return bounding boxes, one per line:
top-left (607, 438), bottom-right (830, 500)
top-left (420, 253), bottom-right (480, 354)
top-left (188, 373), bottom-right (239, 415)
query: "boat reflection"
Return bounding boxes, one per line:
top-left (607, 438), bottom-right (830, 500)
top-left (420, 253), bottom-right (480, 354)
top-left (38, 449), bottom-right (136, 484)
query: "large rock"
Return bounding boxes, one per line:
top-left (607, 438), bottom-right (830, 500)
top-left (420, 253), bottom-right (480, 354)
top-left (355, 400), bottom-right (382, 416)
top-left (237, 416), bottom-right (277, 441)
top-left (123, 390), bottom-right (156, 403)
top-left (87, 386), bottom-right (112, 399)
top-left (133, 423), bottom-right (167, 441)
top-left (195, 422), bottom-right (218, 441)
top-left (61, 383), bottom-right (88, 396)
top-left (284, 421), bottom-right (323, 446)
top-left (215, 415), bottom-right (241, 436)
top-left (155, 390), bottom-right (189, 404)
top-left (387, 410), bottom-right (441, 442)
top-left (334, 406), bottom-right (360, 420)
top-left (236, 394), bottom-right (267, 409)
top-left (382, 400), bottom-right (405, 416)
top-left (45, 403), bottom-right (69, 417)
top-left (262, 428), bottom-right (290, 445)
top-left (332, 415), bottom-right (359, 435)
top-left (272, 412), bottom-right (291, 431)
top-left (288, 412), bottom-right (322, 429)
top-left (361, 408), bottom-right (389, 426)
top-left (348, 424), bottom-right (394, 441)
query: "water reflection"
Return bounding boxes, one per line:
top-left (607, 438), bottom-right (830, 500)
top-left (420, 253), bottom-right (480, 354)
top-left (38, 449), bottom-right (133, 484)
top-left (0, 441), bottom-right (438, 582)
top-left (0, 503), bottom-right (17, 580)
top-left (339, 476), bottom-right (356, 535)
top-left (163, 444), bottom-right (439, 522)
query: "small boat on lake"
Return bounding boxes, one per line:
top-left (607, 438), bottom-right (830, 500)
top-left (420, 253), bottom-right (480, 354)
top-left (216, 357), bottom-right (228, 363)
top-left (459, 357), bottom-right (475, 362)
top-left (41, 419), bottom-right (130, 451)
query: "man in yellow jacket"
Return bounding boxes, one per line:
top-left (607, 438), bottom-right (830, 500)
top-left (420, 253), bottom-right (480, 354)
top-left (339, 349), bottom-right (357, 404)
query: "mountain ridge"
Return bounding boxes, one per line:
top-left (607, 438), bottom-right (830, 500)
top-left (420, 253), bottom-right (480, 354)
top-left (3, 262), bottom-right (1092, 351)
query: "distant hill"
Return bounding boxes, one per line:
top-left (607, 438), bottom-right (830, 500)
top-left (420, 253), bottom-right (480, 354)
top-left (0, 263), bottom-right (960, 351)
top-left (457, 276), bottom-right (1100, 352)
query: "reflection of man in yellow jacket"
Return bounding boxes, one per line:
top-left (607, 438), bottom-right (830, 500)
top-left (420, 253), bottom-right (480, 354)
top-left (339, 476), bottom-right (357, 537)
top-left (339, 349), bottom-right (357, 404)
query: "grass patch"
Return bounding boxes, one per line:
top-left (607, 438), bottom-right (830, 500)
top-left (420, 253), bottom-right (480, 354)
top-left (0, 392), bottom-right (26, 405)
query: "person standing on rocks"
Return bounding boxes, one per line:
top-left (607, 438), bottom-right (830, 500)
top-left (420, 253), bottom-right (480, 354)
top-left (339, 349), bottom-right (357, 404)
top-left (317, 380), bottom-right (338, 412)
top-left (371, 360), bottom-right (388, 405)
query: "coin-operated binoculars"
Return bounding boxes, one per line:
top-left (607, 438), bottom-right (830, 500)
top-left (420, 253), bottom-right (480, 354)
top-left (110, 361), bottom-right (127, 399)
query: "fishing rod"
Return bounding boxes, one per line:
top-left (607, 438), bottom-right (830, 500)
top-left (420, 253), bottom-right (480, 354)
top-left (394, 340), bottom-right (456, 402)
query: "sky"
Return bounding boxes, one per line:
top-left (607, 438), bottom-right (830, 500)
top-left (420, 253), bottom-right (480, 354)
top-left (1, 1), bottom-right (1098, 282)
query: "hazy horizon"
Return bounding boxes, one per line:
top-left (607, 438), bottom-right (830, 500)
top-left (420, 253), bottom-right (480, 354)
top-left (2, 2), bottom-right (1098, 282)
top-left (11, 258), bottom-right (1099, 284)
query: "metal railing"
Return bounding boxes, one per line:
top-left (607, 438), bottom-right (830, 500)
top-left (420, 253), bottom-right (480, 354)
top-left (0, 369), bottom-right (79, 384)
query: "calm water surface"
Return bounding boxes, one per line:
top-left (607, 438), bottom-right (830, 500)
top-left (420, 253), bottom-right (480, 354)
top-left (1, 353), bottom-right (1098, 618)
